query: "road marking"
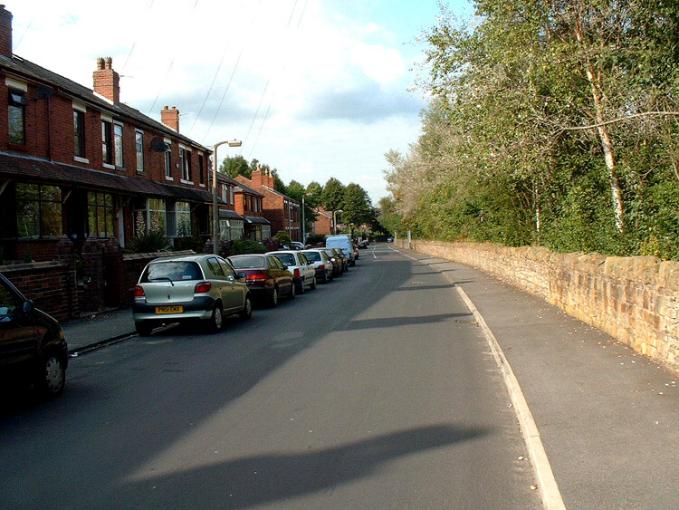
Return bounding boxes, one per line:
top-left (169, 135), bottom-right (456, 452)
top-left (397, 247), bottom-right (566, 510)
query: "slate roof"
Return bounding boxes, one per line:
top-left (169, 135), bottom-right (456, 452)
top-left (0, 54), bottom-right (210, 152)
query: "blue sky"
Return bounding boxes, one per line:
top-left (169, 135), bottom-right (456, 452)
top-left (10, 0), bottom-right (474, 203)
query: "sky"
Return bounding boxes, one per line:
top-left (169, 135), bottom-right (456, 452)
top-left (9, 0), bottom-right (474, 204)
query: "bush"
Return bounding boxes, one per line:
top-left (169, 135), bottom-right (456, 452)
top-left (231, 240), bottom-right (267, 254)
top-left (306, 233), bottom-right (326, 246)
top-left (273, 231), bottom-right (291, 246)
top-left (127, 230), bottom-right (170, 253)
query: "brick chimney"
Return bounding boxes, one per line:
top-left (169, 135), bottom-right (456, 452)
top-left (251, 166), bottom-right (264, 187)
top-left (93, 57), bottom-right (120, 103)
top-left (161, 105), bottom-right (180, 132)
top-left (0, 5), bottom-right (12, 56)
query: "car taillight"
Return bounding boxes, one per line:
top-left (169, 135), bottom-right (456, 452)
top-left (194, 281), bottom-right (212, 293)
top-left (134, 285), bottom-right (145, 298)
top-left (246, 271), bottom-right (268, 281)
top-left (293, 268), bottom-right (301, 278)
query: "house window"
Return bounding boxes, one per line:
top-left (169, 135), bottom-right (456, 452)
top-left (180, 147), bottom-right (192, 181)
top-left (229, 187), bottom-right (234, 205)
top-left (15, 184), bottom-right (62, 239)
top-left (164, 148), bottom-right (172, 179)
top-left (73, 110), bottom-right (86, 158)
top-left (113, 123), bottom-right (124, 167)
top-left (87, 192), bottom-right (115, 238)
top-left (147, 198), bottom-right (166, 233)
top-left (135, 130), bottom-right (144, 173)
top-left (221, 185), bottom-right (227, 203)
top-left (176, 202), bottom-right (191, 237)
top-left (262, 225), bottom-right (271, 239)
top-left (8, 89), bottom-right (26, 145)
top-left (198, 154), bottom-right (205, 184)
top-left (101, 120), bottom-right (113, 165)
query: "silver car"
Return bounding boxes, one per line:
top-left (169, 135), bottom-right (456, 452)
top-left (132, 254), bottom-right (252, 336)
top-left (266, 250), bottom-right (317, 293)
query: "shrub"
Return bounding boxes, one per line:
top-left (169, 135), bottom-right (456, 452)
top-left (127, 230), bottom-right (170, 253)
top-left (231, 240), bottom-right (267, 254)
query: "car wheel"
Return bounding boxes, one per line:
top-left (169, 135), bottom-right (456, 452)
top-left (208, 304), bottom-right (223, 332)
top-left (310, 276), bottom-right (317, 290)
top-left (37, 352), bottom-right (66, 397)
top-left (269, 287), bottom-right (279, 307)
top-left (135, 321), bottom-right (153, 336)
top-left (289, 282), bottom-right (296, 299)
top-left (240, 295), bottom-right (253, 320)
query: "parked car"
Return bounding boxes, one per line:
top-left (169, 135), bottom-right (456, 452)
top-left (267, 250), bottom-right (317, 293)
top-left (132, 254), bottom-right (253, 336)
top-left (0, 273), bottom-right (68, 397)
top-left (358, 239), bottom-right (369, 249)
top-left (326, 234), bottom-right (356, 266)
top-left (229, 253), bottom-right (295, 307)
top-left (290, 241), bottom-right (305, 251)
top-left (301, 249), bottom-right (334, 282)
top-left (322, 248), bottom-right (345, 277)
top-left (331, 248), bottom-right (350, 272)
top-left (386, 237), bottom-right (394, 243)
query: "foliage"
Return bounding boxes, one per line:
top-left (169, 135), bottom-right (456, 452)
top-left (385, 0), bottom-right (679, 260)
top-left (230, 239), bottom-right (267, 254)
top-left (321, 178), bottom-right (346, 211)
top-left (342, 183), bottom-right (374, 228)
top-left (273, 230), bottom-right (292, 246)
top-left (305, 233), bottom-right (326, 246)
top-left (127, 230), bottom-right (171, 253)
top-left (220, 155), bottom-right (250, 179)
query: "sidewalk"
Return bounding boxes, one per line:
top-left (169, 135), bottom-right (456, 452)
top-left (400, 247), bottom-right (679, 510)
top-left (63, 308), bottom-right (136, 353)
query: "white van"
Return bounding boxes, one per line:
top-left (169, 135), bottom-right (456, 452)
top-left (325, 235), bottom-right (355, 266)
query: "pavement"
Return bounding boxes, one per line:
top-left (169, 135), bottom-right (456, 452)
top-left (51, 244), bottom-right (679, 508)
top-left (63, 308), bottom-right (136, 353)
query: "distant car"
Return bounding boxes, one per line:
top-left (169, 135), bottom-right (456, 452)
top-left (267, 250), bottom-right (317, 293)
top-left (0, 273), bottom-right (68, 397)
top-left (331, 248), bottom-right (350, 272)
top-left (290, 241), bottom-right (305, 251)
top-left (229, 254), bottom-right (295, 307)
top-left (132, 254), bottom-right (253, 335)
top-left (326, 234), bottom-right (356, 266)
top-left (301, 249), bottom-right (334, 283)
top-left (358, 239), bottom-right (369, 249)
top-left (322, 248), bottom-right (345, 276)
top-left (386, 237), bottom-right (394, 243)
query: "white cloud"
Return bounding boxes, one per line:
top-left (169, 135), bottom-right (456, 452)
top-left (9, 0), bottom-right (428, 202)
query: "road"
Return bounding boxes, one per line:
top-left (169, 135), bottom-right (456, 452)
top-left (0, 245), bottom-right (540, 509)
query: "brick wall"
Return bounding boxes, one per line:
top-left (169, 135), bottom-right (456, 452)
top-left (401, 240), bottom-right (679, 373)
top-left (1, 261), bottom-right (78, 321)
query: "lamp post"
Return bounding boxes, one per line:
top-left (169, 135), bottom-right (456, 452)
top-left (333, 209), bottom-right (343, 235)
top-left (212, 138), bottom-right (242, 255)
top-left (301, 195), bottom-right (306, 244)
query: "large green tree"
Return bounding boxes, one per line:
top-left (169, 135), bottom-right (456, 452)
top-left (321, 178), bottom-right (346, 211)
top-left (342, 183), bottom-right (374, 231)
top-left (220, 155), bottom-right (250, 178)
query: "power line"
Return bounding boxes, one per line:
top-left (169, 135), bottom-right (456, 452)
top-left (121, 0), bottom-right (155, 74)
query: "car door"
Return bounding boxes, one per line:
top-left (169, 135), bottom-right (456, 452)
top-left (268, 256), bottom-right (291, 293)
top-left (205, 257), bottom-right (229, 307)
top-left (217, 257), bottom-right (242, 313)
top-left (298, 253), bottom-right (313, 285)
top-left (0, 278), bottom-right (37, 370)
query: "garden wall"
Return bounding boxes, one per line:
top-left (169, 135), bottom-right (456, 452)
top-left (400, 240), bottom-right (679, 372)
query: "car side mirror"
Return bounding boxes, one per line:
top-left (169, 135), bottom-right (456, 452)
top-left (237, 272), bottom-right (246, 280)
top-left (22, 299), bottom-right (34, 315)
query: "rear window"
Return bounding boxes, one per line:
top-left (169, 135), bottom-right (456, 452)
top-left (303, 251), bottom-right (321, 262)
top-left (326, 238), bottom-right (350, 249)
top-left (142, 261), bottom-right (202, 282)
top-left (229, 255), bottom-right (265, 269)
top-left (273, 253), bottom-right (296, 266)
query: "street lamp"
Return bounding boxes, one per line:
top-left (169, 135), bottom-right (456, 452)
top-left (301, 195), bottom-right (306, 244)
top-left (212, 138), bottom-right (242, 255)
top-left (333, 209), bottom-right (343, 235)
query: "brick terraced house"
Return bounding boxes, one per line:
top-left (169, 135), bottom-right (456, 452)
top-left (212, 171), bottom-right (270, 242)
top-left (235, 167), bottom-right (301, 241)
top-left (0, 5), bottom-right (215, 263)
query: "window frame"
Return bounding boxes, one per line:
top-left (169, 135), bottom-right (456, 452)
top-left (113, 122), bottom-right (124, 168)
top-left (164, 140), bottom-right (173, 180)
top-left (73, 109), bottom-right (86, 159)
top-left (8, 88), bottom-right (27, 146)
top-left (15, 183), bottom-right (63, 239)
top-left (101, 119), bottom-right (113, 166)
top-left (135, 130), bottom-right (144, 173)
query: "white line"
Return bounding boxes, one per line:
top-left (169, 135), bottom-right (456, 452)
top-left (456, 286), bottom-right (566, 510)
top-left (398, 246), bottom-right (566, 509)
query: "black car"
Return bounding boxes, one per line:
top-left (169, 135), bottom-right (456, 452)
top-left (0, 273), bottom-right (68, 397)
top-left (228, 254), bottom-right (296, 307)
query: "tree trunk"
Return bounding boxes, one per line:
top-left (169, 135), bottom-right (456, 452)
top-left (574, 11), bottom-right (625, 233)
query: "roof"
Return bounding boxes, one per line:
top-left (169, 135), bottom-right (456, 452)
top-left (235, 175), bottom-right (299, 204)
top-left (0, 151), bottom-right (218, 203)
top-left (0, 54), bottom-right (209, 152)
top-left (218, 209), bottom-right (244, 220)
top-left (234, 182), bottom-right (264, 197)
top-left (244, 215), bottom-right (271, 225)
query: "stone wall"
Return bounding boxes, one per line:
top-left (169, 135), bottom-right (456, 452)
top-left (400, 240), bottom-right (679, 372)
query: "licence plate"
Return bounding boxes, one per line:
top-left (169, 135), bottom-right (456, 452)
top-left (155, 305), bottom-right (183, 314)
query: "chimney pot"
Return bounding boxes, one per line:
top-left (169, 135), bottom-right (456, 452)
top-left (93, 57), bottom-right (120, 103)
top-left (161, 105), bottom-right (180, 132)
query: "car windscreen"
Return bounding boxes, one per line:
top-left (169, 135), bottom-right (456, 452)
top-left (141, 261), bottom-right (202, 282)
top-left (326, 239), bottom-right (349, 249)
top-left (273, 253), bottom-right (296, 266)
top-left (303, 251), bottom-right (321, 262)
top-left (229, 256), bottom-right (265, 269)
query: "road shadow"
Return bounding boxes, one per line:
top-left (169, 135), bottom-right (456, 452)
top-left (394, 284), bottom-right (455, 291)
top-left (339, 313), bottom-right (473, 331)
top-left (115, 424), bottom-right (490, 509)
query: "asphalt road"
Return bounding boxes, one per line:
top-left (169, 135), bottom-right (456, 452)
top-left (0, 245), bottom-right (540, 509)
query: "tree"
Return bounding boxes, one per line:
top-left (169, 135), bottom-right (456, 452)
top-left (285, 180), bottom-right (317, 234)
top-left (305, 181), bottom-right (323, 208)
top-left (342, 183), bottom-right (373, 234)
top-left (321, 178), bottom-right (345, 211)
top-left (220, 155), bottom-right (250, 178)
